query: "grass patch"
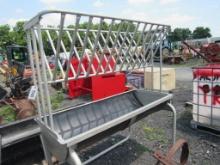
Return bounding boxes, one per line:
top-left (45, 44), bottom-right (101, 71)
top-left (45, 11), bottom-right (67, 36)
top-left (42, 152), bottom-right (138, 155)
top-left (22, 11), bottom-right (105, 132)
top-left (0, 105), bottom-right (16, 124)
top-left (136, 143), bottom-right (153, 153)
top-left (143, 125), bottom-right (168, 144)
top-left (51, 91), bottom-right (64, 109)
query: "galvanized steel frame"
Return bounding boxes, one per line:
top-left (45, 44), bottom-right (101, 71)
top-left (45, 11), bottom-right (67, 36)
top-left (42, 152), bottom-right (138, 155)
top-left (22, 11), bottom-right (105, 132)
top-left (25, 10), bottom-right (170, 130)
top-left (25, 10), bottom-right (173, 165)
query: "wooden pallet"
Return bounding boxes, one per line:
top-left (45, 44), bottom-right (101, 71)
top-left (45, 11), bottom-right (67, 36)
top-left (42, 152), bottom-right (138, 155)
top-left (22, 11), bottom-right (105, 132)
top-left (190, 120), bottom-right (220, 136)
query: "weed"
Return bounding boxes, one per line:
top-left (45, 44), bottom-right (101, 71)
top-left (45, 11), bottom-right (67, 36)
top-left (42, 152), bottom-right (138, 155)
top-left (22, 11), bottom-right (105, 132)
top-left (51, 91), bottom-right (64, 110)
top-left (0, 105), bottom-right (16, 124)
top-left (143, 125), bottom-right (168, 144)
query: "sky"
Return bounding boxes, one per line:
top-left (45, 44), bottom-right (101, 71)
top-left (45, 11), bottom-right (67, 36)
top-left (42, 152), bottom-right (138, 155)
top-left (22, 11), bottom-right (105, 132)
top-left (0, 0), bottom-right (219, 36)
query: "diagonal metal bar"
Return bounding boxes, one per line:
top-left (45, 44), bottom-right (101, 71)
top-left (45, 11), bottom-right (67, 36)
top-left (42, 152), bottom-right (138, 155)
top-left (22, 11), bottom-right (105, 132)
top-left (91, 31), bottom-right (106, 74)
top-left (112, 21), bottom-right (132, 71)
top-left (119, 23), bottom-right (140, 71)
top-left (108, 34), bottom-right (123, 66)
top-left (86, 18), bottom-right (104, 76)
top-left (53, 13), bottom-right (66, 81)
top-left (34, 30), bottom-right (53, 79)
top-left (127, 32), bottom-right (142, 66)
top-left (46, 30), bottom-right (65, 78)
top-left (65, 15), bottom-right (81, 82)
top-left (96, 19), bottom-right (115, 74)
top-left (75, 16), bottom-right (93, 78)
top-left (105, 21), bottom-right (125, 71)
top-left (130, 23), bottom-right (147, 70)
top-left (117, 33), bottom-right (134, 69)
top-left (143, 29), bottom-right (165, 67)
top-left (55, 30), bottom-right (76, 79)
top-left (87, 35), bottom-right (99, 75)
top-left (138, 25), bottom-right (159, 68)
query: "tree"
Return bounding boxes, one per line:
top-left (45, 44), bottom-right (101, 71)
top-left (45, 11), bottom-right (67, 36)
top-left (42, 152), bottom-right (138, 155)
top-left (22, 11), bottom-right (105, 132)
top-left (192, 27), bottom-right (211, 39)
top-left (0, 24), bottom-right (13, 48)
top-left (168, 28), bottom-right (192, 42)
top-left (11, 21), bottom-right (26, 46)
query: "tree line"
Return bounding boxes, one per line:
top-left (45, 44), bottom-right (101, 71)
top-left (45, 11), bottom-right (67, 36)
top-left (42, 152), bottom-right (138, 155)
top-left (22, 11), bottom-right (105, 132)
top-left (0, 20), bottom-right (212, 52)
top-left (168, 27), bottom-right (212, 42)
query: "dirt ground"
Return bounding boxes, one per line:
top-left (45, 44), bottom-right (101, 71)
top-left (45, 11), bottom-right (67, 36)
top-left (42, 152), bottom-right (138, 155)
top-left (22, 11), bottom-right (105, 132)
top-left (82, 68), bottom-right (220, 165)
top-left (3, 66), bottom-right (220, 165)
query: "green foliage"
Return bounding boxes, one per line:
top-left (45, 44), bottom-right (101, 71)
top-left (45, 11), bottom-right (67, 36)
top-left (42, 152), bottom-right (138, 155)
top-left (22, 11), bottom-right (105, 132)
top-left (0, 19), bottom-right (213, 53)
top-left (0, 21), bottom-right (26, 50)
top-left (0, 24), bottom-right (13, 48)
top-left (0, 105), bottom-right (16, 124)
top-left (192, 26), bottom-right (212, 39)
top-left (50, 91), bottom-right (64, 109)
top-left (12, 21), bottom-right (26, 46)
top-left (169, 26), bottom-right (212, 42)
top-left (168, 28), bottom-right (192, 42)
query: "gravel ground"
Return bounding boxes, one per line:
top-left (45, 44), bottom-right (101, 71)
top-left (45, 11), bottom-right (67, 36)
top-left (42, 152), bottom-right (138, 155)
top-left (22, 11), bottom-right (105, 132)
top-left (3, 67), bottom-right (220, 165)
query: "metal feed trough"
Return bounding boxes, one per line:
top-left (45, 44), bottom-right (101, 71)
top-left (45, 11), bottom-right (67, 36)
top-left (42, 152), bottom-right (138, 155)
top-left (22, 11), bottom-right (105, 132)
top-left (24, 10), bottom-right (176, 165)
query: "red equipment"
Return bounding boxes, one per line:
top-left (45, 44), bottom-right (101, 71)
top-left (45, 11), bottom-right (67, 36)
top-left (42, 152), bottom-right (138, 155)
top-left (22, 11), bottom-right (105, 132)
top-left (91, 72), bottom-right (127, 100)
top-left (182, 41), bottom-right (220, 63)
top-left (200, 43), bottom-right (220, 62)
top-left (68, 54), bottom-right (128, 101)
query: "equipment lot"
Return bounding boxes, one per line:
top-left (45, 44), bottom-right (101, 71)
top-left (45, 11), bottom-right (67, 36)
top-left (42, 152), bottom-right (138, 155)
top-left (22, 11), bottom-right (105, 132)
top-left (2, 66), bottom-right (220, 165)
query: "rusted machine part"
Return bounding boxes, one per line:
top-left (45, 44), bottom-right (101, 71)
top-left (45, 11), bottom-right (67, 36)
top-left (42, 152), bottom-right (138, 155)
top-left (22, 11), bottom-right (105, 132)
top-left (12, 99), bottom-right (36, 119)
top-left (153, 139), bottom-right (189, 165)
top-left (182, 41), bottom-right (212, 63)
top-left (200, 43), bottom-right (220, 62)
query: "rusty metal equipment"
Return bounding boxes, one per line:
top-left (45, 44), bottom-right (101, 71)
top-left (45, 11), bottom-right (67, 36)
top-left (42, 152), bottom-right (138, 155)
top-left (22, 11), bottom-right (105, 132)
top-left (200, 43), bottom-right (220, 62)
top-left (181, 41), bottom-right (211, 62)
top-left (182, 41), bottom-right (220, 63)
top-left (24, 10), bottom-right (176, 165)
top-left (153, 139), bottom-right (189, 165)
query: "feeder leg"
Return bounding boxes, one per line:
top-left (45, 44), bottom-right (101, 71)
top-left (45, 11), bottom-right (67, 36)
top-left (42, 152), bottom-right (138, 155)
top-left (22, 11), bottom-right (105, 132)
top-left (67, 148), bottom-right (82, 165)
top-left (167, 103), bottom-right (177, 144)
top-left (40, 135), bottom-right (53, 165)
top-left (0, 134), bottom-right (2, 165)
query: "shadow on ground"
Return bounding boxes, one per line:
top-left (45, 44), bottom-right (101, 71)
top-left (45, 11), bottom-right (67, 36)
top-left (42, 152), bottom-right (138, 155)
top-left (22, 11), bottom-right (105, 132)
top-left (78, 135), bottom-right (152, 165)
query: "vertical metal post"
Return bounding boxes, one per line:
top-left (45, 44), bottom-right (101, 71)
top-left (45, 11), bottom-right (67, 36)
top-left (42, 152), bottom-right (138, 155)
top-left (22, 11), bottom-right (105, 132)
top-left (37, 24), bottom-right (54, 130)
top-left (53, 13), bottom-right (66, 80)
top-left (160, 33), bottom-right (163, 92)
top-left (31, 29), bottom-right (48, 125)
top-left (40, 135), bottom-right (53, 165)
top-left (0, 134), bottom-right (2, 165)
top-left (151, 41), bottom-right (154, 90)
top-left (197, 69), bottom-right (200, 123)
top-left (26, 31), bottom-right (42, 120)
top-left (167, 103), bottom-right (176, 144)
top-left (211, 68), bottom-right (213, 125)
